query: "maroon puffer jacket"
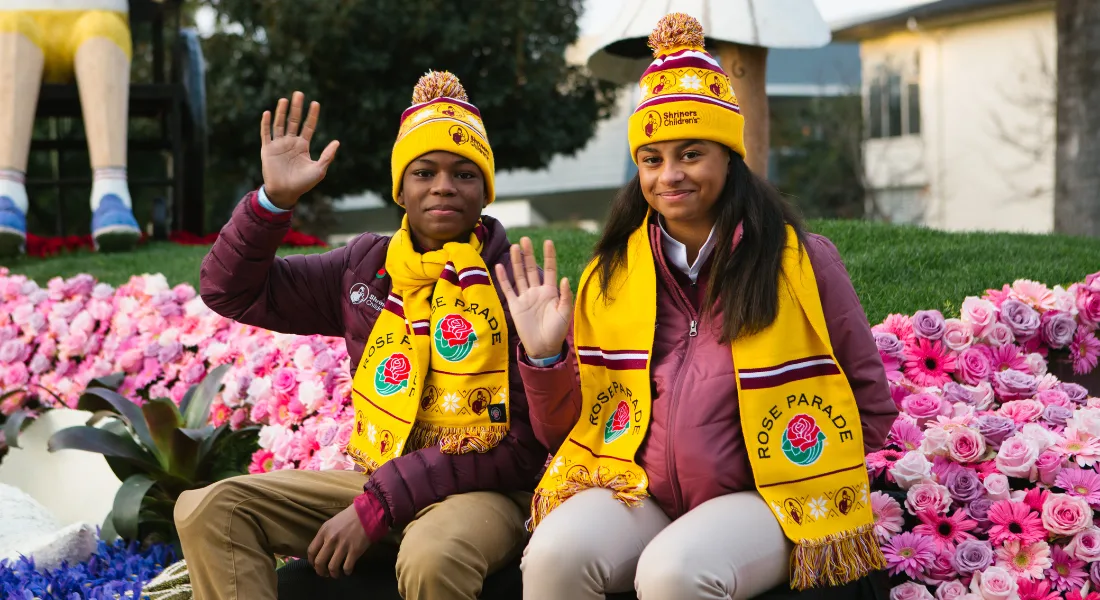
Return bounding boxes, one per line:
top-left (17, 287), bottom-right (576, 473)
top-left (518, 223), bottom-right (899, 520)
top-left (200, 190), bottom-right (547, 529)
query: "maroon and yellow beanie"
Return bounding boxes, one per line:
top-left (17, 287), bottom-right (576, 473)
top-left (391, 71), bottom-right (495, 204)
top-left (627, 14), bottom-right (746, 163)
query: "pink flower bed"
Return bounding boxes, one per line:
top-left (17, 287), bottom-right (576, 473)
top-left (3, 267), bottom-right (1100, 596)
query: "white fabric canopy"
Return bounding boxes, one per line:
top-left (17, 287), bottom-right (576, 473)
top-left (586, 0), bottom-right (831, 84)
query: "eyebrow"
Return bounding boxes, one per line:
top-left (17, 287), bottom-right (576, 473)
top-left (638, 140), bottom-right (705, 154)
top-left (412, 157), bottom-right (477, 167)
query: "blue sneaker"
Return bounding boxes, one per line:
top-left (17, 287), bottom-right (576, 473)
top-left (0, 196), bottom-right (26, 257)
top-left (91, 194), bottom-right (141, 252)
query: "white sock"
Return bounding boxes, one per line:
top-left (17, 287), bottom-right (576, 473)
top-left (91, 167), bottom-right (132, 211)
top-left (0, 169), bottom-right (28, 214)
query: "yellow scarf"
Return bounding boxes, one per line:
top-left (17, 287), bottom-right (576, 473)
top-left (531, 218), bottom-right (886, 590)
top-left (346, 217), bottom-right (511, 473)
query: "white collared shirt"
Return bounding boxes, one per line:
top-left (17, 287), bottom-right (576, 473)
top-left (657, 216), bottom-right (717, 283)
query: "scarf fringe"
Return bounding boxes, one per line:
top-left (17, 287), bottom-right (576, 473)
top-left (409, 422), bottom-right (509, 454)
top-left (789, 523), bottom-right (887, 590)
top-left (527, 469), bottom-right (649, 532)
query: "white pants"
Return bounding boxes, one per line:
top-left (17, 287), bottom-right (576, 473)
top-left (521, 488), bottom-right (792, 600)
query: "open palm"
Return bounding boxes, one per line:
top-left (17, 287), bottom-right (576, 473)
top-left (495, 237), bottom-right (573, 360)
top-left (260, 91), bottom-right (340, 209)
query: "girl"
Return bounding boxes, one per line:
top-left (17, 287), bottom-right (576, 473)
top-left (497, 14), bottom-right (898, 600)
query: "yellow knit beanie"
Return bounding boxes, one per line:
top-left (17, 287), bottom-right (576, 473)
top-left (627, 14), bottom-right (746, 163)
top-left (391, 71), bottom-right (495, 204)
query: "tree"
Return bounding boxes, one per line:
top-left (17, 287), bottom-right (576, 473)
top-left (198, 0), bottom-right (617, 228)
top-left (1054, 0), bottom-right (1100, 237)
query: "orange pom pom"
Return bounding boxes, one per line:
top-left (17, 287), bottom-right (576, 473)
top-left (647, 13), bottom-right (705, 56)
top-left (411, 70), bottom-right (469, 104)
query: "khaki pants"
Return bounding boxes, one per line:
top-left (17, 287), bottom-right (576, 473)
top-left (521, 488), bottom-right (792, 600)
top-left (175, 469), bottom-right (530, 600)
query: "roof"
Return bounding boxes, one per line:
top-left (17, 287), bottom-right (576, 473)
top-left (833, 0), bottom-right (1052, 40)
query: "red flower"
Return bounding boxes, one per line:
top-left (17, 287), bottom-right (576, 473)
top-left (383, 354), bottom-right (411, 385)
top-left (610, 400), bottom-right (630, 433)
top-left (786, 414), bottom-right (822, 452)
top-left (440, 314), bottom-right (475, 347)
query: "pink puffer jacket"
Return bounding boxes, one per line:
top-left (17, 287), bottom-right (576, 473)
top-left (517, 224), bottom-right (899, 520)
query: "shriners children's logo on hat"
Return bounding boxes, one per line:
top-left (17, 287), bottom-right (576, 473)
top-left (707, 73), bottom-right (727, 97)
top-left (449, 125), bottom-right (470, 146)
top-left (643, 111), bottom-right (661, 138)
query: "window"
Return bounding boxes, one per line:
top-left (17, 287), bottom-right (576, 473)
top-left (866, 54), bottom-right (921, 138)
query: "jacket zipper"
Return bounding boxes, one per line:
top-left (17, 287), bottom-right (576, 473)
top-left (655, 252), bottom-right (700, 517)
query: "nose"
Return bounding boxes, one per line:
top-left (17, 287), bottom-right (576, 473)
top-left (431, 172), bottom-right (457, 196)
top-left (657, 162), bottom-right (686, 188)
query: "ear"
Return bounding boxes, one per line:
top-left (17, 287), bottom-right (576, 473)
top-left (396, 187), bottom-right (406, 207)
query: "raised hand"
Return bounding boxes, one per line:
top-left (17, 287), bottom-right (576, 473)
top-left (494, 237), bottom-right (573, 360)
top-left (260, 91), bottom-right (340, 209)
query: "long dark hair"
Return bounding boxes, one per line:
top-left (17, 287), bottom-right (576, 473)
top-left (593, 153), bottom-right (807, 343)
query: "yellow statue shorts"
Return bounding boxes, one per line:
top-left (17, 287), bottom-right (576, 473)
top-left (0, 9), bottom-right (130, 83)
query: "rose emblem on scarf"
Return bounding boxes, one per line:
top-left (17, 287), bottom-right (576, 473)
top-left (781, 414), bottom-right (826, 466)
top-left (604, 400), bottom-right (632, 443)
top-left (375, 353), bottom-right (411, 396)
top-left (435, 314), bottom-right (478, 362)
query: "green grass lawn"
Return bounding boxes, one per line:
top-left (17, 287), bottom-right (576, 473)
top-left (4, 220), bottom-right (1098, 324)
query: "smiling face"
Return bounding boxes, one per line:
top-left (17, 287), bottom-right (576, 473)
top-left (636, 139), bottom-right (729, 227)
top-left (397, 151), bottom-right (487, 250)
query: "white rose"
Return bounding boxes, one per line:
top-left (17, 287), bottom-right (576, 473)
top-left (890, 451), bottom-right (933, 491)
top-left (247, 376), bottom-right (273, 402)
top-left (920, 427), bottom-right (952, 457)
top-left (1018, 423), bottom-right (1059, 453)
top-left (1069, 408), bottom-right (1100, 438)
top-left (298, 380), bottom-right (326, 413)
top-left (143, 273), bottom-right (170, 294)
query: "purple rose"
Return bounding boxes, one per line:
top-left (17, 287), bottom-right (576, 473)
top-left (1042, 404), bottom-right (1073, 429)
top-left (1091, 560), bottom-right (1100, 589)
top-left (92, 282), bottom-right (114, 299)
top-left (974, 414), bottom-right (1016, 450)
top-left (158, 341), bottom-right (183, 364)
top-left (902, 393), bottom-right (950, 426)
top-left (946, 467), bottom-right (985, 503)
top-left (143, 342), bottom-right (160, 358)
top-left (63, 273), bottom-right (96, 297)
top-left (942, 382), bottom-right (971, 405)
top-left (312, 350), bottom-right (336, 372)
top-left (1059, 382), bottom-right (1090, 405)
top-left (29, 354), bottom-right (51, 374)
top-left (913, 309), bottom-right (946, 340)
top-left (158, 302), bottom-right (183, 318)
top-left (875, 331), bottom-right (905, 358)
top-left (0, 325), bottom-right (15, 343)
top-left (967, 498), bottom-right (995, 531)
top-left (951, 538), bottom-right (994, 575)
top-left (958, 346), bottom-right (993, 385)
top-left (1041, 310), bottom-right (1078, 348)
top-left (0, 339), bottom-right (26, 364)
top-left (993, 369), bottom-right (1038, 401)
top-left (999, 299), bottom-right (1041, 340)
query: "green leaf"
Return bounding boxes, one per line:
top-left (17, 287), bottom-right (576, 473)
top-left (48, 426), bottom-right (159, 472)
top-left (168, 429), bottom-right (201, 480)
top-left (2, 409), bottom-right (35, 449)
top-left (100, 510), bottom-right (119, 543)
top-left (77, 388), bottom-right (158, 456)
top-left (183, 363), bottom-right (232, 430)
top-left (141, 397), bottom-right (184, 467)
top-left (177, 385), bottom-right (198, 418)
top-left (112, 474), bottom-right (158, 541)
top-left (88, 372), bottom-right (126, 391)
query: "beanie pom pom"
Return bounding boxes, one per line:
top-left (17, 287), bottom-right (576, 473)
top-left (411, 70), bottom-right (469, 104)
top-left (648, 13), bottom-right (705, 56)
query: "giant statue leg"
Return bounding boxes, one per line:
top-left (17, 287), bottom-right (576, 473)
top-left (72, 9), bottom-right (139, 251)
top-left (0, 12), bottom-right (44, 257)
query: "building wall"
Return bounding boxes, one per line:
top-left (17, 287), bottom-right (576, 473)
top-left (860, 9), bottom-right (1056, 233)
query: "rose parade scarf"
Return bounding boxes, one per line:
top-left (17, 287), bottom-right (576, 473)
top-left (345, 218), bottom-right (510, 473)
top-left (530, 218), bottom-right (886, 590)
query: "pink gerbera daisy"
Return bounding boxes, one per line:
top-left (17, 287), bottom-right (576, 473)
top-left (987, 500), bottom-right (1046, 546)
top-left (888, 419), bottom-right (924, 452)
top-left (1011, 279), bottom-right (1058, 311)
top-left (871, 491), bottom-right (904, 542)
top-left (1055, 428), bottom-right (1100, 468)
top-left (1056, 468), bottom-right (1100, 507)
top-left (866, 449), bottom-right (905, 478)
top-left (1022, 488), bottom-right (1050, 514)
top-left (904, 339), bottom-right (957, 387)
top-left (913, 509), bottom-right (978, 553)
top-left (1046, 545), bottom-right (1088, 591)
top-left (996, 540), bottom-right (1052, 580)
top-left (1018, 579), bottom-right (1062, 600)
top-left (882, 531), bottom-right (937, 579)
top-left (990, 343), bottom-right (1029, 372)
top-left (985, 283), bottom-right (1013, 306)
top-left (875, 313), bottom-right (916, 344)
top-left (1071, 327), bottom-right (1100, 375)
top-left (248, 449), bottom-right (276, 474)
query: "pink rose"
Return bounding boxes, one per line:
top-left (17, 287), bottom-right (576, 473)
top-left (118, 347), bottom-right (144, 373)
top-left (1065, 527), bottom-right (1100, 562)
top-left (1034, 451), bottom-right (1063, 486)
top-left (958, 347), bottom-right (994, 385)
top-left (983, 473), bottom-right (1010, 501)
top-left (943, 318), bottom-right (975, 352)
top-left (3, 362), bottom-right (29, 387)
top-left (1036, 389), bottom-right (1071, 408)
top-left (948, 427), bottom-right (987, 463)
top-left (1077, 285), bottom-right (1100, 328)
top-left (1041, 493), bottom-right (1092, 536)
top-left (903, 393), bottom-right (951, 427)
top-left (921, 427), bottom-right (951, 456)
top-left (997, 400), bottom-right (1043, 425)
top-left (995, 437), bottom-right (1038, 479)
top-left (961, 297), bottom-right (998, 333)
top-left (935, 581), bottom-right (969, 600)
top-left (229, 408), bottom-right (249, 430)
top-left (970, 565), bottom-right (1017, 600)
top-left (272, 368), bottom-right (298, 398)
top-left (890, 451), bottom-right (934, 490)
top-left (891, 582), bottom-right (935, 600)
top-left (906, 482), bottom-right (953, 515)
top-left (981, 322), bottom-right (1015, 348)
top-left (1025, 353), bottom-right (1047, 376)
